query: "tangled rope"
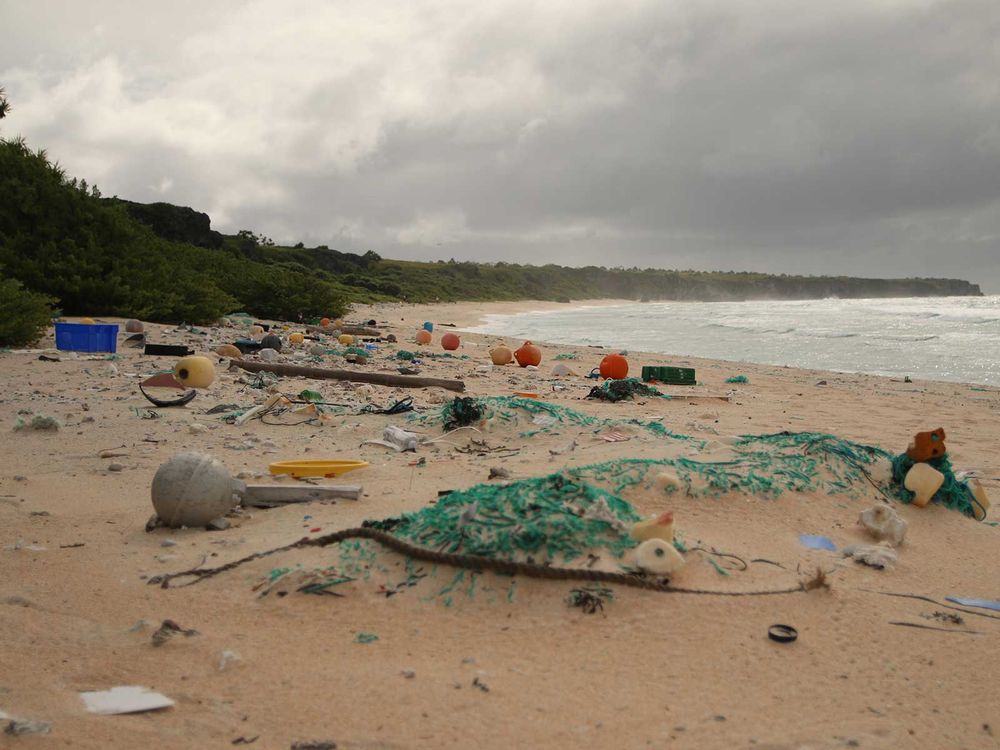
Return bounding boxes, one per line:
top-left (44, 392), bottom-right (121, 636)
top-left (148, 527), bottom-right (826, 597)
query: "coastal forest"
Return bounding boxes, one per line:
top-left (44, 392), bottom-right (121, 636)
top-left (0, 133), bottom-right (983, 334)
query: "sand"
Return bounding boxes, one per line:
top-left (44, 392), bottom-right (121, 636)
top-left (1, 300), bottom-right (998, 750)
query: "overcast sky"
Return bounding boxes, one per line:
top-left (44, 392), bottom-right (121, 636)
top-left (3, 0), bottom-right (999, 290)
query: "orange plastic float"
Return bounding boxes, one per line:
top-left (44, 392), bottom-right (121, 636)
top-left (441, 332), bottom-right (460, 351)
top-left (490, 346), bottom-right (512, 365)
top-left (600, 353), bottom-right (629, 380)
top-left (415, 329), bottom-right (432, 345)
top-left (514, 341), bottom-right (541, 367)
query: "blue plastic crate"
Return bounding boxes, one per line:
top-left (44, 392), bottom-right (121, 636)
top-left (55, 322), bottom-right (119, 353)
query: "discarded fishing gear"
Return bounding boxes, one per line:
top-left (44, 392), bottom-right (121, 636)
top-left (587, 378), bottom-right (666, 403)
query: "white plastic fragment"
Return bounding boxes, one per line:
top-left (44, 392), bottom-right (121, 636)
top-left (80, 686), bottom-right (174, 715)
top-left (634, 538), bottom-right (685, 575)
top-left (218, 650), bottom-right (242, 671)
top-left (842, 543), bottom-right (897, 569)
top-left (858, 504), bottom-right (908, 545)
top-left (903, 463), bottom-right (944, 507)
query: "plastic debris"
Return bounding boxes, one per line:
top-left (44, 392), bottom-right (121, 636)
top-left (904, 463), bottom-right (945, 508)
top-left (858, 504), bottom-right (908, 545)
top-left (945, 597), bottom-right (1000, 612)
top-left (634, 538), bottom-right (685, 575)
top-left (80, 686), bottom-right (174, 715)
top-left (799, 534), bottom-right (836, 551)
top-left (842, 543), bottom-right (897, 569)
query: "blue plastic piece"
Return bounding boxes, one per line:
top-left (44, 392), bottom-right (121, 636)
top-left (946, 597), bottom-right (1000, 611)
top-left (422, 321), bottom-right (434, 332)
top-left (54, 323), bottom-right (119, 353)
top-left (799, 534), bottom-right (836, 551)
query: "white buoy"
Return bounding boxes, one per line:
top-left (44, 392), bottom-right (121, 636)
top-left (634, 538), bottom-right (685, 575)
top-left (151, 452), bottom-right (236, 527)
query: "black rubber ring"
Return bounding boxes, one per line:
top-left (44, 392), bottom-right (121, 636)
top-left (768, 624), bottom-right (798, 643)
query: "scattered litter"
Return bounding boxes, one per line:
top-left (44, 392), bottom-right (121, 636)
top-left (799, 534), bottom-right (836, 551)
top-left (290, 742), bottom-right (337, 750)
top-left (725, 375), bottom-right (749, 384)
top-left (151, 619), bottom-right (199, 646)
top-left (3, 716), bottom-right (52, 736)
top-left (219, 650), bottom-right (242, 671)
top-left (945, 597), bottom-right (1000, 612)
top-left (859, 504), bottom-right (907, 545)
top-left (567, 586), bottom-right (612, 614)
top-left (354, 632), bottom-right (379, 644)
top-left (842, 543), bottom-right (897, 569)
top-left (80, 686), bottom-right (174, 715)
top-left (362, 425), bottom-right (419, 452)
top-left (767, 624), bottom-right (798, 643)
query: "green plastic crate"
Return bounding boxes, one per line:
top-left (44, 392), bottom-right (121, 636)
top-left (641, 365), bottom-right (696, 386)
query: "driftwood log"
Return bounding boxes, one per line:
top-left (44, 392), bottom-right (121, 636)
top-left (231, 359), bottom-right (465, 392)
top-left (305, 324), bottom-right (382, 337)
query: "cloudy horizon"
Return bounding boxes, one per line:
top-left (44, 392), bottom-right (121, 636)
top-left (3, 0), bottom-right (999, 290)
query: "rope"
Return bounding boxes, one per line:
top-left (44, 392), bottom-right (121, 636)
top-left (148, 527), bottom-right (822, 597)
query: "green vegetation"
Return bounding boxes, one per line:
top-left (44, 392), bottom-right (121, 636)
top-left (0, 274), bottom-right (55, 346)
top-left (0, 137), bottom-right (348, 324)
top-left (0, 128), bottom-right (981, 326)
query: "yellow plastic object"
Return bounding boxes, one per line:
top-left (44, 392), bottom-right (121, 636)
top-left (80, 317), bottom-right (96, 324)
top-left (173, 355), bottom-right (216, 389)
top-left (338, 334), bottom-right (354, 346)
top-left (269, 459), bottom-right (369, 479)
top-left (631, 512), bottom-right (675, 543)
top-left (215, 344), bottom-right (242, 358)
top-left (289, 332), bottom-right (305, 344)
top-left (249, 325), bottom-right (264, 337)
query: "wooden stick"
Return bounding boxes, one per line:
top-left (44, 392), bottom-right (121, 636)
top-left (231, 359), bottom-right (465, 392)
top-left (241, 484), bottom-right (363, 507)
top-left (305, 324), bottom-right (382, 337)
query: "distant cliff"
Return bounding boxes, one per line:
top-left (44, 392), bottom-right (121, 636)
top-left (0, 134), bottom-right (983, 324)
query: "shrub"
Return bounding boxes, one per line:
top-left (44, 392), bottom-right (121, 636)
top-left (0, 276), bottom-right (56, 346)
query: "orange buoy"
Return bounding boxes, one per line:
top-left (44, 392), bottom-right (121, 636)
top-left (320, 318), bottom-right (331, 327)
top-left (514, 341), bottom-right (541, 367)
top-left (490, 346), bottom-right (513, 365)
top-left (415, 329), bottom-right (432, 345)
top-left (600, 353), bottom-right (629, 380)
top-left (441, 332), bottom-right (460, 351)
top-left (289, 332), bottom-right (305, 344)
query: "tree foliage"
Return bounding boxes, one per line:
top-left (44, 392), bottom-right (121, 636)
top-left (0, 274), bottom-right (55, 347)
top-left (0, 138), bottom-right (348, 323)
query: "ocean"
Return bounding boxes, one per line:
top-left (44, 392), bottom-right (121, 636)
top-left (462, 295), bottom-right (1000, 387)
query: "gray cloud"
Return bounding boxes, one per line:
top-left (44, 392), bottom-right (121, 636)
top-left (3, 0), bottom-right (999, 289)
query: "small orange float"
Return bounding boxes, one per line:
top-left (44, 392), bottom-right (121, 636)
top-left (600, 353), bottom-right (629, 380)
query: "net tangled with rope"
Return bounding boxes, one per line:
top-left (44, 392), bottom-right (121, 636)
top-left (889, 452), bottom-right (984, 518)
top-left (586, 378), bottom-right (668, 403)
top-left (422, 396), bottom-right (694, 442)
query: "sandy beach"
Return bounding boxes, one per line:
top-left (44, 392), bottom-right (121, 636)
top-left (2, 299), bottom-right (999, 750)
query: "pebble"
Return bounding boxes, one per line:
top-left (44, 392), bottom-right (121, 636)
top-left (108, 463), bottom-right (125, 472)
top-left (160, 539), bottom-right (178, 548)
top-left (188, 423), bottom-right (208, 435)
top-left (400, 669), bottom-right (416, 679)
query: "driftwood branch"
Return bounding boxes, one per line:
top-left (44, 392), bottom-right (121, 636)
top-left (231, 359), bottom-right (465, 392)
top-left (305, 324), bottom-right (382, 337)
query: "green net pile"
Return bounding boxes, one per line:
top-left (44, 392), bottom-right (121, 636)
top-left (374, 472), bottom-right (644, 563)
top-left (419, 396), bottom-right (693, 441)
top-left (889, 452), bottom-right (983, 518)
